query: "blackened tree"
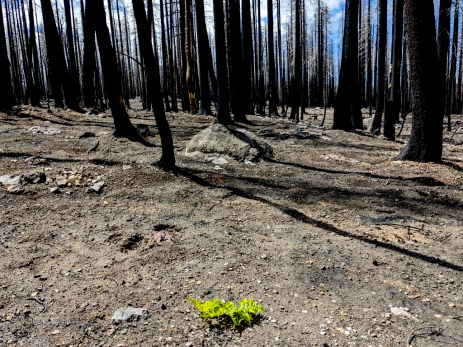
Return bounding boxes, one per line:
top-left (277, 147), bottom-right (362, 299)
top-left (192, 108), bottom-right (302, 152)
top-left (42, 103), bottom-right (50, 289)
top-left (212, 0), bottom-right (231, 124)
top-left (40, 0), bottom-right (81, 111)
top-left (370, 0), bottom-right (386, 134)
top-left (90, 0), bottom-right (138, 137)
top-left (333, 0), bottom-right (362, 130)
top-left (131, 0), bottom-right (176, 170)
top-left (0, 0), bottom-right (16, 109)
top-left (396, 0), bottom-right (443, 162)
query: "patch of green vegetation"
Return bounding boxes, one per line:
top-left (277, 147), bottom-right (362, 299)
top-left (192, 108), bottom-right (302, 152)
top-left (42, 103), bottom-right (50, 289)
top-left (188, 297), bottom-right (265, 329)
top-left (319, 284), bottom-right (328, 291)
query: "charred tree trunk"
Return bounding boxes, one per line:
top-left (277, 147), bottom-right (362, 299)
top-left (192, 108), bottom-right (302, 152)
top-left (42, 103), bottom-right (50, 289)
top-left (212, 0), bottom-right (231, 124)
top-left (242, 0), bottom-right (253, 115)
top-left (290, 0), bottom-right (300, 121)
top-left (0, 0), bottom-right (16, 109)
top-left (82, 0), bottom-right (96, 108)
top-left (437, 0), bottom-right (451, 120)
top-left (40, 0), bottom-right (81, 111)
top-left (267, 0), bottom-right (279, 116)
top-left (229, 0), bottom-right (246, 122)
top-left (370, 0), bottom-right (386, 134)
top-left (89, 0), bottom-right (137, 137)
top-left (160, 0), bottom-right (171, 112)
top-left (384, 0), bottom-right (403, 140)
top-left (64, 0), bottom-right (80, 102)
top-left (333, 0), bottom-right (362, 130)
top-left (396, 0), bottom-right (442, 162)
top-left (184, 0), bottom-right (198, 113)
top-left (195, 0), bottom-right (211, 115)
top-left (26, 0), bottom-right (41, 106)
top-left (131, 0), bottom-right (176, 171)
top-left (446, 1), bottom-right (459, 131)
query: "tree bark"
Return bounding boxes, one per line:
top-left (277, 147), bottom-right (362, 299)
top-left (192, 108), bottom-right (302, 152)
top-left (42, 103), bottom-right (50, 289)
top-left (82, 0), bottom-right (96, 108)
top-left (90, 0), bottom-right (137, 137)
top-left (0, 0), bottom-right (16, 109)
top-left (241, 0), bottom-right (253, 115)
top-left (384, 0), bottom-right (403, 140)
top-left (212, 0), bottom-right (231, 124)
top-left (437, 0), bottom-right (452, 120)
top-left (370, 0), bottom-right (386, 134)
top-left (267, 0), bottom-right (279, 116)
top-left (64, 0), bottom-right (80, 102)
top-left (184, 0), bottom-right (198, 114)
top-left (333, 0), bottom-right (362, 130)
top-left (195, 0), bottom-right (212, 115)
top-left (40, 0), bottom-right (81, 111)
top-left (131, 0), bottom-right (176, 170)
top-left (290, 0), bottom-right (300, 121)
top-left (160, 0), bottom-right (171, 112)
top-left (396, 0), bottom-right (442, 162)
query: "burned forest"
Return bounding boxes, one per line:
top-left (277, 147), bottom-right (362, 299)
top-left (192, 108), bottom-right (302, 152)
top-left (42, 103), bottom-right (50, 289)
top-left (1, 0), bottom-right (463, 346)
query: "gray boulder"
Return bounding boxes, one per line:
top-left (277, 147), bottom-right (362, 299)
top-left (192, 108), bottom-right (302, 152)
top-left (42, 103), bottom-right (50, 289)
top-left (185, 123), bottom-right (273, 163)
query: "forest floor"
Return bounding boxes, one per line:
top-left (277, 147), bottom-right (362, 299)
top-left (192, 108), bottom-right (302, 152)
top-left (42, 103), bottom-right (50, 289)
top-left (1, 101), bottom-right (463, 347)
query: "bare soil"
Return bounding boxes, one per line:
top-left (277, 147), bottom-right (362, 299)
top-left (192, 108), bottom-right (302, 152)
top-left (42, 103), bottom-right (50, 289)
top-left (1, 101), bottom-right (463, 347)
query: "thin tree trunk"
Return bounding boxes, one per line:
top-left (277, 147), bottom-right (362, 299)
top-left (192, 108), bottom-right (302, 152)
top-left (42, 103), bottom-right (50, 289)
top-left (370, 0), bottom-right (386, 134)
top-left (82, 0), bottom-right (96, 108)
top-left (131, 0), bottom-right (176, 171)
top-left (384, 0), bottom-right (403, 140)
top-left (89, 0), bottom-right (137, 137)
top-left (160, 0), bottom-right (171, 112)
top-left (41, 0), bottom-right (81, 111)
top-left (195, 0), bottom-right (211, 115)
top-left (0, 0), bottom-right (16, 109)
top-left (212, 0), bottom-right (231, 124)
top-left (184, 0), bottom-right (198, 113)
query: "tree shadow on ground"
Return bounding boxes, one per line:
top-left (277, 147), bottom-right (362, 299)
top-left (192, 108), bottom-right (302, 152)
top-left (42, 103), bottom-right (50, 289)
top-left (178, 166), bottom-right (463, 273)
top-left (267, 159), bottom-right (447, 187)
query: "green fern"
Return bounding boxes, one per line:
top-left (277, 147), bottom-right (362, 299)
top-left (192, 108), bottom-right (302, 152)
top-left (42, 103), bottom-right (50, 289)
top-left (188, 297), bottom-right (265, 329)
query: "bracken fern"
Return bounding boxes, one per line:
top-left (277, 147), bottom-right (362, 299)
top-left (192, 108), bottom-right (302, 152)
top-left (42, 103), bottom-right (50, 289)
top-left (188, 297), bottom-right (265, 329)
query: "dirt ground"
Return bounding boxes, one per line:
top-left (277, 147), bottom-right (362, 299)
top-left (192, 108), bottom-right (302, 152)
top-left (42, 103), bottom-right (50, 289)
top-left (1, 101), bottom-right (463, 347)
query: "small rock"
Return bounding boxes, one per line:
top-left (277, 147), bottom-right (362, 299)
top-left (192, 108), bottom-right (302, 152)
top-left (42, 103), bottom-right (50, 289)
top-left (319, 330), bottom-right (326, 335)
top-left (79, 132), bottom-right (96, 139)
top-left (0, 175), bottom-right (21, 186)
top-left (22, 171), bottom-right (46, 184)
top-left (50, 330), bottom-right (60, 335)
top-left (49, 187), bottom-right (60, 194)
top-left (55, 178), bottom-right (68, 188)
top-left (111, 307), bottom-right (149, 322)
top-left (29, 126), bottom-right (61, 135)
top-left (135, 124), bottom-right (156, 137)
top-left (90, 181), bottom-right (105, 193)
top-left (261, 254), bottom-right (267, 259)
top-left (161, 304), bottom-right (167, 310)
top-left (87, 108), bottom-right (100, 115)
top-left (211, 157), bottom-right (229, 165)
top-left (7, 185), bottom-right (24, 194)
top-left (213, 165), bottom-right (223, 170)
top-left (106, 328), bottom-right (115, 335)
top-left (122, 165), bottom-right (132, 170)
